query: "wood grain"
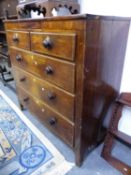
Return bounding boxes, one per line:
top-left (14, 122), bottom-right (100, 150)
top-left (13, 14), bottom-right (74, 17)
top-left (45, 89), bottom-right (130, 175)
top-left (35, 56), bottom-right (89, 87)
top-left (6, 30), bottom-right (30, 50)
top-left (5, 14), bottom-right (129, 166)
top-left (13, 66), bottom-right (75, 121)
top-left (30, 31), bottom-right (76, 61)
top-left (10, 48), bottom-right (75, 93)
top-left (17, 87), bottom-right (74, 147)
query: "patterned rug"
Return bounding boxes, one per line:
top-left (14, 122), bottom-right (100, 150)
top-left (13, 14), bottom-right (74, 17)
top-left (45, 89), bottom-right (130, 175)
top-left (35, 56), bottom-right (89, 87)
top-left (0, 90), bottom-right (74, 175)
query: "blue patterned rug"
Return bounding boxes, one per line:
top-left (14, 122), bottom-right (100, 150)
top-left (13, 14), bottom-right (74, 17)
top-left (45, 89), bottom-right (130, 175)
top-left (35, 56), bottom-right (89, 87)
top-left (0, 90), bottom-right (73, 175)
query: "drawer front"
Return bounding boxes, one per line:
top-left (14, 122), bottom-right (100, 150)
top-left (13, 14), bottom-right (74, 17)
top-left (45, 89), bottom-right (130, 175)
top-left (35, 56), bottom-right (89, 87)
top-left (5, 23), bottom-right (19, 30)
top-left (13, 67), bottom-right (75, 121)
top-left (30, 32), bottom-right (76, 61)
top-left (6, 31), bottom-right (30, 50)
top-left (5, 22), bottom-right (41, 30)
top-left (17, 87), bottom-right (74, 147)
top-left (10, 48), bottom-right (75, 93)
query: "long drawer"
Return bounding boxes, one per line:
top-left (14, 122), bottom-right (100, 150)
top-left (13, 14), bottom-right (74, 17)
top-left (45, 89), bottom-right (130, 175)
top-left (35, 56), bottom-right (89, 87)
top-left (13, 66), bottom-right (75, 121)
top-left (10, 48), bottom-right (75, 93)
top-left (30, 32), bottom-right (76, 61)
top-left (17, 87), bottom-right (74, 147)
top-left (6, 31), bottom-right (30, 50)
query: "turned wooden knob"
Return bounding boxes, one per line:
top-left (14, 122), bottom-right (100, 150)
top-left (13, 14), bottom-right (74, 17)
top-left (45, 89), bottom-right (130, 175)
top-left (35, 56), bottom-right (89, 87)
top-left (45, 66), bottom-right (53, 75)
top-left (42, 36), bottom-right (52, 49)
top-left (48, 117), bottom-right (57, 126)
top-left (16, 55), bottom-right (22, 61)
top-left (12, 34), bottom-right (19, 42)
top-left (20, 77), bottom-right (26, 82)
top-left (23, 97), bottom-right (29, 102)
top-left (47, 92), bottom-right (56, 100)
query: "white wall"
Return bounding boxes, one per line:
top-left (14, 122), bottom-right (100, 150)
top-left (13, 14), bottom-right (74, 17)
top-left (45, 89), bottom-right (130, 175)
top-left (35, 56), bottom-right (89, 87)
top-left (78, 0), bottom-right (131, 136)
top-left (120, 26), bottom-right (131, 92)
top-left (78, 0), bottom-right (131, 17)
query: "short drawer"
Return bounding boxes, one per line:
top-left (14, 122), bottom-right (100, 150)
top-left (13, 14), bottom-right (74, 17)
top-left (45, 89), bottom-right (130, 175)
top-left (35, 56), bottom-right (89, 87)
top-left (17, 87), bottom-right (74, 147)
top-left (30, 32), bottom-right (76, 61)
top-left (13, 67), bottom-right (75, 121)
top-left (5, 22), bottom-right (40, 30)
top-left (10, 48), bottom-right (75, 93)
top-left (5, 22), bottom-right (19, 30)
top-left (6, 31), bottom-right (30, 50)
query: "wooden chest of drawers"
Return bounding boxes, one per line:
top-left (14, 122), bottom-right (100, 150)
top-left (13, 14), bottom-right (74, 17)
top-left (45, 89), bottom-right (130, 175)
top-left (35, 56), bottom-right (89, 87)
top-left (4, 14), bottom-right (129, 165)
